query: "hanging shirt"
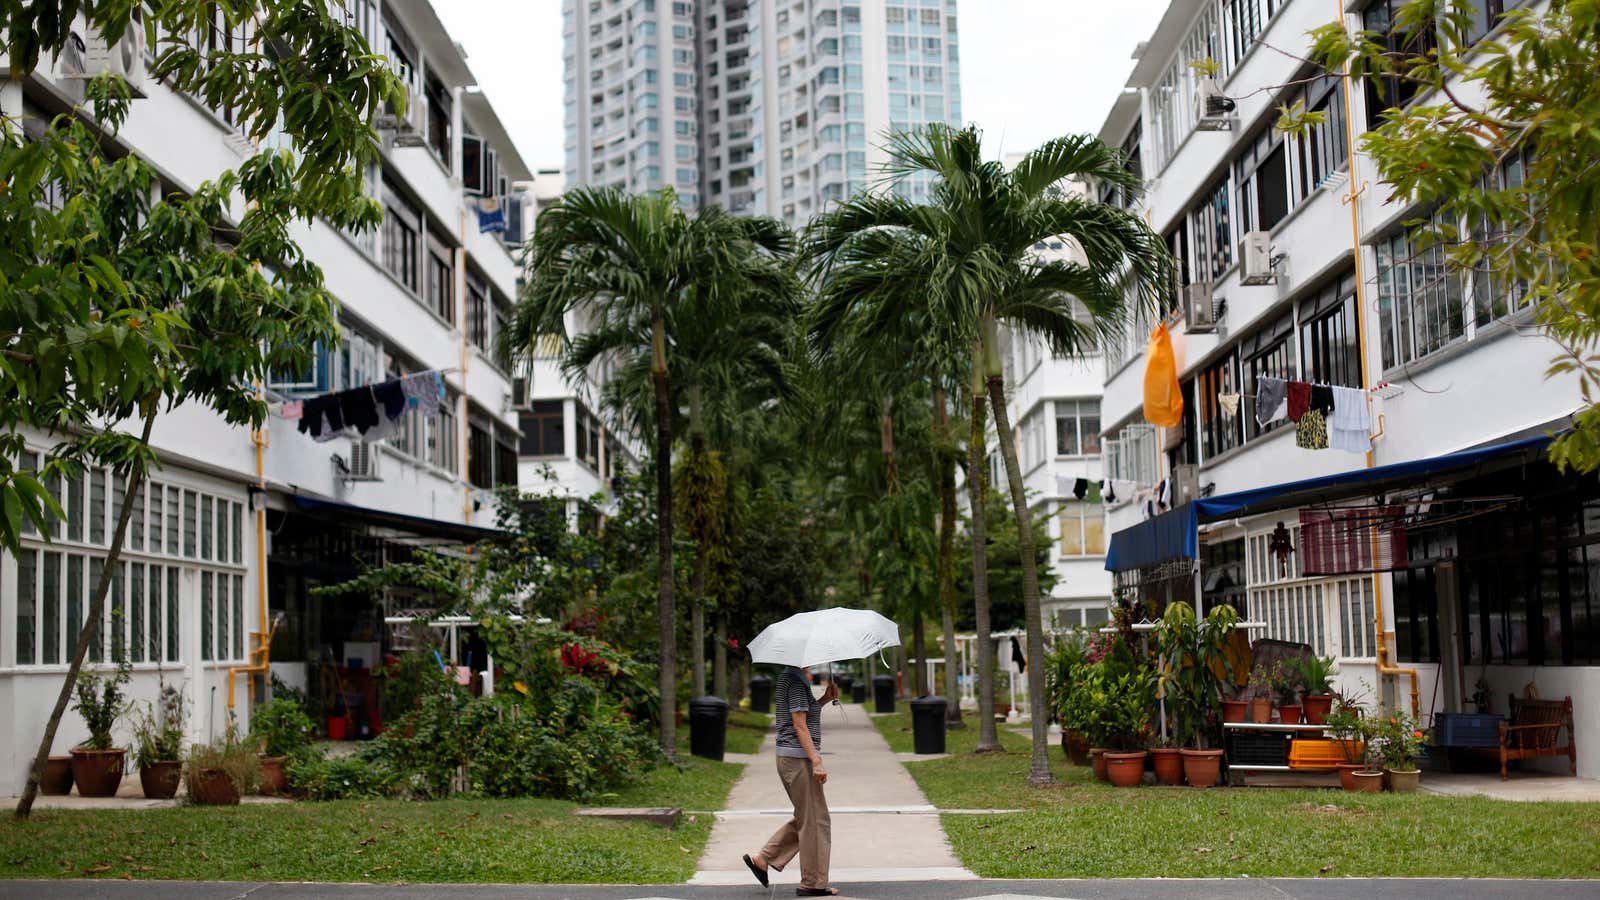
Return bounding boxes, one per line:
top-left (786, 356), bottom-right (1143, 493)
top-left (1295, 408), bottom-right (1329, 450)
top-left (1286, 381), bottom-right (1313, 423)
top-left (1310, 384), bottom-right (1336, 416)
top-left (338, 386), bottom-right (381, 435)
top-left (1256, 376), bottom-right (1288, 428)
top-left (772, 666), bottom-right (823, 759)
top-left (1073, 478), bottom-right (1089, 500)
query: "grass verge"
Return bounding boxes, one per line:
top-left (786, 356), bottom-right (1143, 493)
top-left (0, 754), bottom-right (744, 884)
top-left (868, 707), bottom-right (1030, 755)
top-left (899, 746), bottom-right (1600, 879)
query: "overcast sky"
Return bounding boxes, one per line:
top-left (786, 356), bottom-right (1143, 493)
top-left (437, 0), bottom-right (1170, 173)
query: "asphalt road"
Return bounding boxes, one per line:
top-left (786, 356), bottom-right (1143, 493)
top-left (1, 880), bottom-right (1595, 900)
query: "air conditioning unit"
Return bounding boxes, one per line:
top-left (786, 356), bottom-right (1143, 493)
top-left (1172, 464), bottom-right (1200, 507)
top-left (61, 12), bottom-right (148, 97)
top-left (511, 376), bottom-right (532, 409)
top-left (1185, 282), bottom-right (1218, 333)
top-left (1194, 77), bottom-right (1236, 132)
top-left (1239, 230), bottom-right (1276, 285)
top-left (392, 93), bottom-right (429, 148)
top-left (344, 442), bottom-right (382, 482)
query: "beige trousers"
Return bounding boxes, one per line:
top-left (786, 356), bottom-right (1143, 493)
top-left (759, 755), bottom-right (832, 890)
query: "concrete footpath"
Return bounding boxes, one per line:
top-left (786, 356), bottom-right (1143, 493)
top-left (690, 701), bottom-right (974, 887)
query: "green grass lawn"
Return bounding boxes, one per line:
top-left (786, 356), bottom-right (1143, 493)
top-left (675, 708), bottom-right (770, 756)
top-left (868, 706), bottom-right (1031, 755)
top-left (899, 746), bottom-right (1600, 879)
top-left (0, 755), bottom-right (745, 885)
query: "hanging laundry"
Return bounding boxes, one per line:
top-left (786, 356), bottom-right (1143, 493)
top-left (1087, 480), bottom-right (1103, 504)
top-left (1142, 323), bottom-right (1184, 428)
top-left (298, 395), bottom-right (345, 442)
top-left (1256, 376), bottom-right (1289, 428)
top-left (1310, 384), bottom-right (1336, 416)
top-left (1055, 475), bottom-right (1075, 497)
top-left (372, 380), bottom-right (407, 421)
top-left (1218, 393), bottom-right (1241, 419)
top-left (476, 195), bottom-right (506, 234)
top-left (1158, 477), bottom-right (1172, 510)
top-left (1010, 636), bottom-right (1027, 674)
top-left (1286, 381), bottom-right (1312, 423)
top-left (401, 371), bottom-right (445, 416)
top-left (338, 385), bottom-right (381, 435)
top-left (1101, 479), bottom-right (1116, 504)
top-left (1295, 408), bottom-right (1329, 450)
top-left (1329, 385), bottom-right (1371, 454)
top-left (1073, 478), bottom-right (1089, 500)
top-left (279, 400), bottom-right (304, 421)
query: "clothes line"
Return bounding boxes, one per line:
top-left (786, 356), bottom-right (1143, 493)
top-left (277, 370), bottom-right (451, 443)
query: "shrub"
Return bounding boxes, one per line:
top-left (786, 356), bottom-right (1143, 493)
top-left (376, 646), bottom-right (454, 725)
top-left (184, 733), bottom-right (259, 798)
top-left (251, 697), bottom-right (316, 758)
top-left (286, 751), bottom-right (398, 801)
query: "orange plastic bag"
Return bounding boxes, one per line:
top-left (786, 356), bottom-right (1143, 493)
top-left (1143, 323), bottom-right (1184, 428)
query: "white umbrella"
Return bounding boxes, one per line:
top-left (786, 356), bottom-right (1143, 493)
top-left (747, 608), bottom-right (901, 669)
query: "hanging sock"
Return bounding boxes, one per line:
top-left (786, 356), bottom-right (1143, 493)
top-left (1073, 478), bottom-right (1089, 500)
top-left (1218, 393), bottom-right (1241, 419)
top-left (1256, 376), bottom-right (1289, 428)
top-left (1286, 381), bottom-right (1313, 423)
top-left (1295, 408), bottom-right (1329, 450)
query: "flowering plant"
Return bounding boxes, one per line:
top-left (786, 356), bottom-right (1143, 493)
top-left (1375, 711), bottom-right (1426, 772)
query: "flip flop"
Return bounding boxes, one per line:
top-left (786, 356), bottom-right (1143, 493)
top-left (795, 889), bottom-right (838, 897)
top-left (742, 854), bottom-right (769, 888)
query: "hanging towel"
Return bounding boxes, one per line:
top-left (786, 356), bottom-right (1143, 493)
top-left (339, 386), bottom-right (381, 435)
top-left (298, 394), bottom-right (345, 442)
top-left (279, 400), bottom-right (304, 421)
top-left (1142, 323), bottom-right (1184, 428)
top-left (1056, 475), bottom-right (1075, 497)
top-left (1218, 393), bottom-right (1241, 418)
top-left (1087, 480), bottom-right (1103, 504)
top-left (1256, 376), bottom-right (1289, 428)
top-left (401, 371), bottom-right (445, 416)
top-left (1073, 478), bottom-right (1089, 500)
top-left (1310, 384), bottom-right (1336, 416)
top-left (1286, 381), bottom-right (1312, 422)
top-left (1295, 408), bottom-right (1329, 450)
top-left (1329, 385), bottom-right (1372, 454)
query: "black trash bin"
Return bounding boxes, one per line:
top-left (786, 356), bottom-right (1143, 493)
top-left (851, 681), bottom-right (867, 704)
top-left (872, 675), bottom-right (896, 714)
top-left (835, 675), bottom-right (854, 699)
top-left (689, 695), bottom-right (730, 761)
top-left (910, 696), bottom-right (948, 754)
top-left (748, 675), bottom-right (773, 714)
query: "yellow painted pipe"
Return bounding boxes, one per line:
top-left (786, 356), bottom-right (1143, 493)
top-left (228, 381), bottom-right (276, 711)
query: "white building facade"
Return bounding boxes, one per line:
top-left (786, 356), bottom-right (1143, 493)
top-left (564, 0), bottom-right (964, 227)
top-left (1096, 0), bottom-right (1595, 777)
top-left (0, 0), bottom-right (543, 791)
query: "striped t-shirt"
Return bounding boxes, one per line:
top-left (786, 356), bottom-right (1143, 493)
top-left (773, 666), bottom-right (822, 759)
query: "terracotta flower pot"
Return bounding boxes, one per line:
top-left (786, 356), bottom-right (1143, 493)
top-left (138, 761), bottom-right (182, 799)
top-left (190, 768), bottom-right (241, 806)
top-left (1180, 748), bottom-right (1224, 788)
top-left (1301, 694), bottom-right (1334, 725)
top-left (1221, 699), bottom-right (1248, 723)
top-left (1062, 730), bottom-right (1092, 767)
top-left (1104, 751), bottom-right (1148, 787)
top-left (1090, 748), bottom-right (1108, 782)
top-left (1385, 767), bottom-right (1420, 793)
top-left (1151, 748), bottom-right (1184, 786)
top-left (1350, 770), bottom-right (1383, 793)
top-left (1278, 704), bottom-right (1302, 725)
top-left (1336, 763), bottom-right (1364, 791)
top-left (69, 747), bottom-right (126, 798)
top-left (41, 756), bottom-right (75, 795)
top-left (1248, 697), bottom-right (1273, 724)
top-left (258, 756), bottom-right (289, 796)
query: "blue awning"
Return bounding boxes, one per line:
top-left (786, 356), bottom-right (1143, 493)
top-left (1104, 502), bottom-right (1197, 573)
top-left (1105, 433), bottom-right (1555, 573)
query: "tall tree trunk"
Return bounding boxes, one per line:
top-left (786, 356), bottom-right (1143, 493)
top-left (912, 608), bottom-right (927, 696)
top-left (713, 612), bottom-right (728, 701)
top-left (17, 408), bottom-right (157, 819)
top-left (934, 384), bottom-right (963, 727)
top-left (651, 311), bottom-right (677, 757)
top-left (981, 319), bottom-right (1053, 785)
top-left (880, 396), bottom-right (898, 487)
top-left (969, 341), bottom-right (1001, 753)
top-left (687, 386), bottom-right (707, 698)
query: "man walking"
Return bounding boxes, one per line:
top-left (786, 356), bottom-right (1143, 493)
top-left (743, 665), bottom-right (838, 897)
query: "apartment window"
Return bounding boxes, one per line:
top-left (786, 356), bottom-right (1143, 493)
top-left (1374, 208), bottom-right (1466, 370)
top-left (468, 417), bottom-right (494, 489)
top-left (574, 404), bottom-right (602, 472)
top-left (382, 189), bottom-right (421, 293)
top-left (1055, 400), bottom-right (1101, 457)
top-left (1197, 350), bottom-right (1243, 460)
top-left (1298, 269), bottom-right (1362, 388)
top-left (428, 395), bottom-right (459, 472)
top-left (1470, 146), bottom-right (1536, 326)
top-left (519, 400), bottom-right (565, 456)
top-left (426, 234), bottom-right (454, 323)
top-left (1236, 127), bottom-right (1290, 234)
top-left (1060, 501), bottom-right (1107, 557)
top-left (1190, 177), bottom-right (1233, 281)
top-left (424, 72), bottom-right (452, 167)
top-left (1294, 74), bottom-right (1349, 203)
top-left (1240, 310), bottom-right (1296, 441)
top-left (466, 276), bottom-right (489, 350)
top-left (1362, 0), bottom-right (1438, 129)
top-left (886, 7), bottom-right (906, 24)
top-left (1104, 423), bottom-right (1159, 489)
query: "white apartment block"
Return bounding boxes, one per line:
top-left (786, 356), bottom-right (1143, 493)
top-left (1095, 0), bottom-right (1595, 776)
top-left (564, 0), bottom-right (964, 226)
top-left (0, 0), bottom-right (549, 789)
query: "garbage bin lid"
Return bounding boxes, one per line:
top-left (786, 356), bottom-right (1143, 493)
top-left (910, 695), bottom-right (948, 707)
top-left (689, 694), bottom-right (730, 707)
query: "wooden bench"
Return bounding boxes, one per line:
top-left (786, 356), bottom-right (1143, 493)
top-left (1497, 695), bottom-right (1577, 780)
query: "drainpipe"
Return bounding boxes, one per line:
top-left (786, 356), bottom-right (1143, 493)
top-left (1335, 3), bottom-right (1417, 719)
top-left (227, 381), bottom-right (277, 712)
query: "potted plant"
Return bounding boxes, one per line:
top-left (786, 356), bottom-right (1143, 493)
top-left (69, 661), bottom-right (131, 797)
top-left (1156, 601), bottom-right (1237, 787)
top-left (40, 755), bottom-right (74, 795)
top-left (1219, 679), bottom-right (1248, 723)
top-left (131, 683), bottom-right (186, 799)
top-left (1095, 669), bottom-right (1156, 788)
top-left (1276, 664), bottom-right (1304, 725)
top-left (1150, 734), bottom-right (1184, 786)
top-left (1246, 663), bottom-right (1276, 724)
top-left (1294, 655), bottom-right (1337, 724)
top-left (1059, 659), bottom-right (1109, 780)
top-left (185, 733), bottom-right (258, 806)
top-left (1045, 633), bottom-right (1092, 766)
top-left (1324, 698), bottom-right (1369, 791)
top-left (250, 697), bottom-right (315, 795)
top-left (1377, 711), bottom-right (1424, 793)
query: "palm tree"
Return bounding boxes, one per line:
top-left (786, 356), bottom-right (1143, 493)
top-left (805, 125), bottom-right (1171, 783)
top-left (508, 187), bottom-right (792, 754)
